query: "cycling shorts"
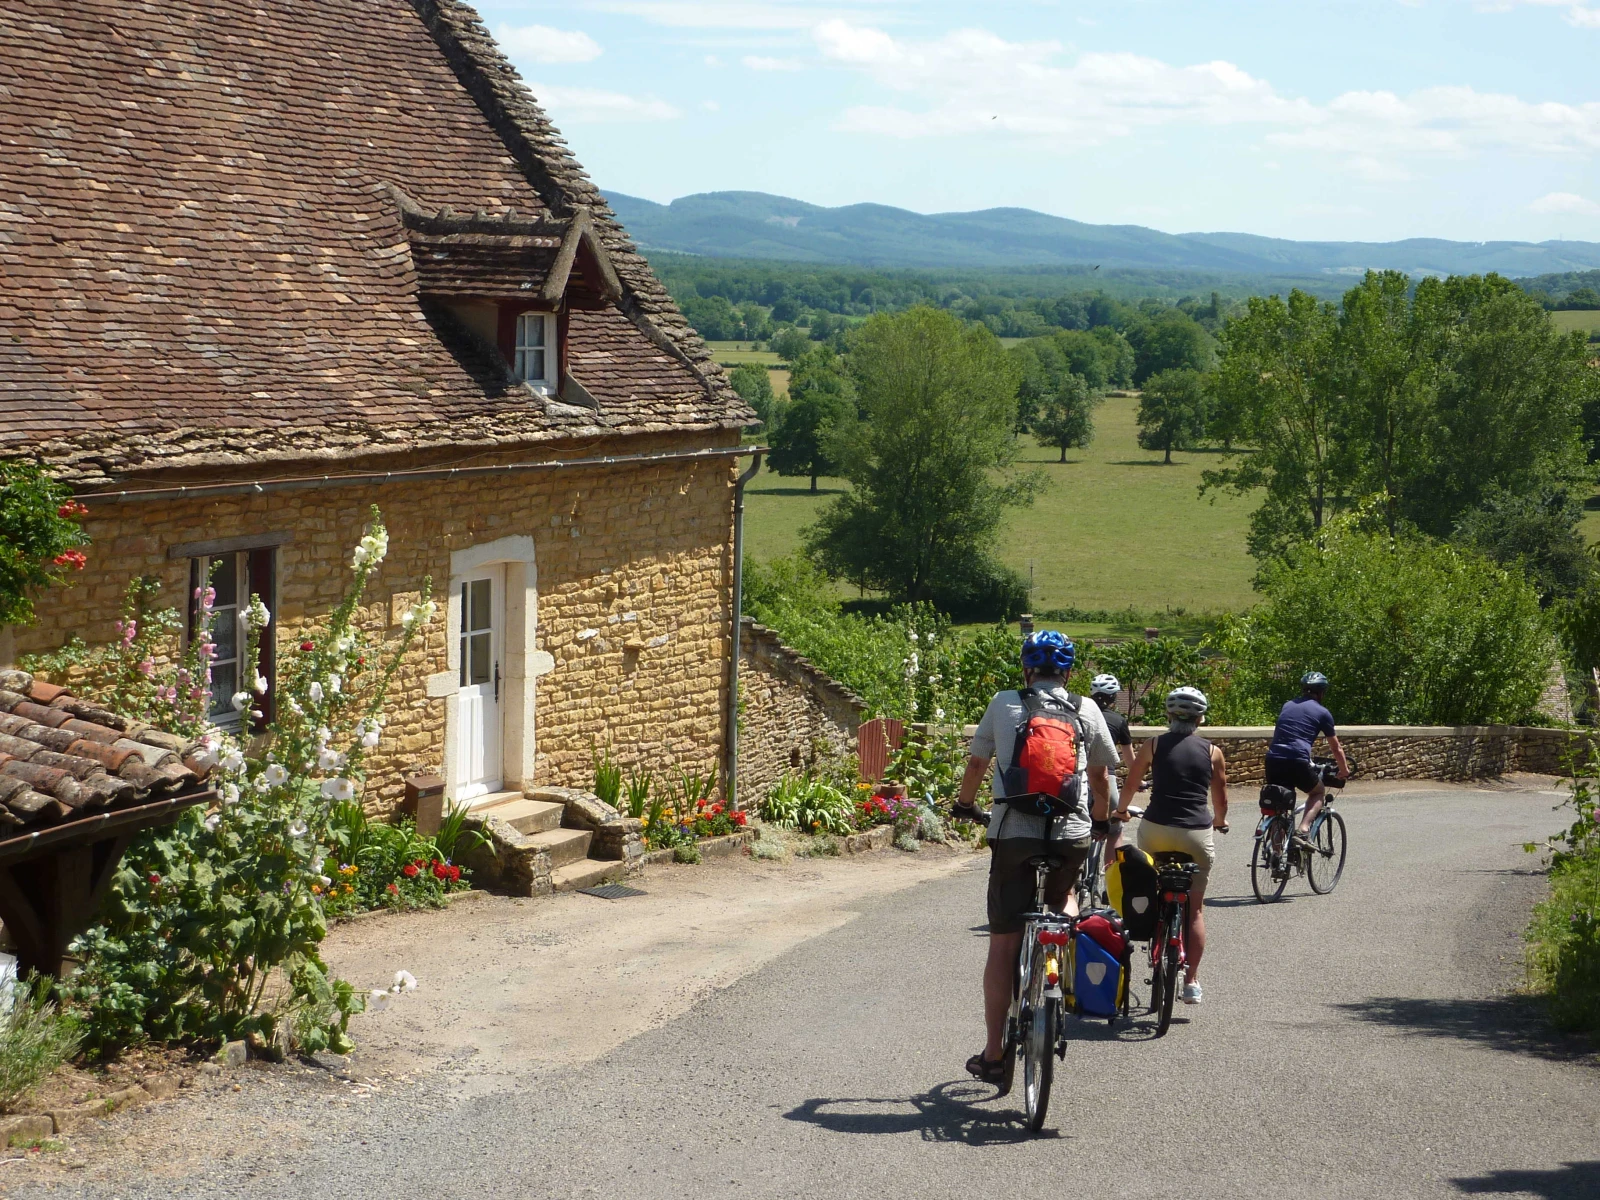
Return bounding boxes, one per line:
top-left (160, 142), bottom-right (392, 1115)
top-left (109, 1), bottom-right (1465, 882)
top-left (1265, 756), bottom-right (1321, 795)
top-left (1134, 821), bottom-right (1215, 894)
top-left (986, 837), bottom-right (1091, 935)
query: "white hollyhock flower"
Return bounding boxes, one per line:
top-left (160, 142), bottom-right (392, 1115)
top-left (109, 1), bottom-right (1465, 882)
top-left (230, 690), bottom-right (250, 712)
top-left (287, 819), bottom-right (309, 839)
top-left (220, 749), bottom-right (245, 774)
top-left (361, 729), bottom-right (380, 749)
top-left (328, 673), bottom-right (341, 694)
top-left (307, 681), bottom-right (324, 705)
top-left (391, 970), bottom-right (417, 993)
top-left (190, 743), bottom-right (219, 770)
top-left (288, 699), bottom-right (303, 716)
top-left (351, 544), bottom-right (370, 568)
top-left (368, 989), bottom-right (391, 1013)
top-left (253, 674), bottom-right (269, 694)
top-left (262, 763), bottom-right (288, 787)
top-left (221, 783), bottom-right (240, 806)
top-left (317, 747), bottom-right (345, 771)
top-left (204, 812), bottom-right (221, 832)
top-left (246, 597), bottom-right (271, 629)
top-left (321, 777), bottom-right (355, 803)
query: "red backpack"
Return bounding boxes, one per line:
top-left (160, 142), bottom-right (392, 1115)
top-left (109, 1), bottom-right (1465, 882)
top-left (1000, 687), bottom-right (1088, 817)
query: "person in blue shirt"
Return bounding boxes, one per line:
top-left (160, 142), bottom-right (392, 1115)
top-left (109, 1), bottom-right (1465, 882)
top-left (1264, 671), bottom-right (1349, 848)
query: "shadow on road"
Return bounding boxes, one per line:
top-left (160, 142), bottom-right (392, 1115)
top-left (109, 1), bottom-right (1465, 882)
top-left (784, 1081), bottom-right (1061, 1145)
top-left (1451, 1160), bottom-right (1600, 1197)
top-left (1332, 995), bottom-right (1596, 1064)
top-left (1204, 894), bottom-right (1298, 909)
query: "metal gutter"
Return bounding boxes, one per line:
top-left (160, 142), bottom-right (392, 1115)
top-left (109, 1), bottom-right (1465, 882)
top-left (75, 445), bottom-right (762, 505)
top-left (724, 450), bottom-right (764, 810)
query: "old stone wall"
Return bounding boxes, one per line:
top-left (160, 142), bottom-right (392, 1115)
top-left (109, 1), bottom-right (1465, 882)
top-left (15, 435), bottom-right (739, 813)
top-left (736, 618), bottom-right (865, 804)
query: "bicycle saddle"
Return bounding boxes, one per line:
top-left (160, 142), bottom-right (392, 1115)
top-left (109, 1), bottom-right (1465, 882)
top-left (1152, 851), bottom-right (1196, 866)
top-left (1024, 854), bottom-right (1067, 870)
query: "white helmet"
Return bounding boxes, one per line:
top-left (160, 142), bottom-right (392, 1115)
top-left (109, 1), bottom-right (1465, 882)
top-left (1165, 686), bottom-right (1209, 720)
top-left (1089, 673), bottom-right (1121, 699)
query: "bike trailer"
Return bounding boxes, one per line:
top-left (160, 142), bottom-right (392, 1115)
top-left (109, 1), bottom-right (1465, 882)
top-left (1106, 845), bottom-right (1160, 940)
top-left (1074, 930), bottom-right (1123, 1018)
top-left (1259, 783), bottom-right (1295, 814)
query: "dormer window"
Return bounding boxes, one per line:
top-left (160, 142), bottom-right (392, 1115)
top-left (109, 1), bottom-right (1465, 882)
top-left (513, 311), bottom-right (556, 389)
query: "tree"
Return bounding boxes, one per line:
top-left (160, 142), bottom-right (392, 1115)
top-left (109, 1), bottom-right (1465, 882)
top-left (1, 460), bottom-right (89, 627)
top-left (727, 363), bottom-right (777, 428)
top-left (767, 347), bottom-right (854, 492)
top-left (803, 307), bottom-right (1040, 611)
top-left (1033, 373), bottom-right (1097, 462)
top-left (1128, 310), bottom-right (1214, 385)
top-left (1452, 485), bottom-right (1593, 604)
top-left (769, 326), bottom-right (810, 363)
top-left (1137, 369), bottom-right (1209, 464)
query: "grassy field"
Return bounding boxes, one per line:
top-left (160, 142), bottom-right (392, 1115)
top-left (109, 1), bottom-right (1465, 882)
top-left (1551, 310), bottom-right (1600, 337)
top-left (743, 393), bottom-right (1260, 614)
top-left (707, 342), bottom-right (790, 398)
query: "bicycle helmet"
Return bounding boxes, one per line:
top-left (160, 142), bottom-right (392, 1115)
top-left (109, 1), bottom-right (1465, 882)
top-left (1021, 630), bottom-right (1075, 674)
top-left (1165, 685), bottom-right (1209, 720)
top-left (1089, 673), bottom-right (1121, 699)
top-left (1301, 670), bottom-right (1329, 693)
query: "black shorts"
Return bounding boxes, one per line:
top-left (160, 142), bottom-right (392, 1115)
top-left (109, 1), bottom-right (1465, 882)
top-left (1265, 756), bottom-right (1320, 794)
top-left (986, 837), bottom-right (1092, 935)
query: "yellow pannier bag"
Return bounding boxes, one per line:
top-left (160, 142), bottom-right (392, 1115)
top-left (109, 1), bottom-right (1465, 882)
top-left (1106, 844), bottom-right (1161, 940)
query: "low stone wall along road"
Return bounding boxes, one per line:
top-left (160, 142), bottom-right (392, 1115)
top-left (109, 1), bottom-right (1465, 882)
top-left (11, 779), bottom-right (1599, 1199)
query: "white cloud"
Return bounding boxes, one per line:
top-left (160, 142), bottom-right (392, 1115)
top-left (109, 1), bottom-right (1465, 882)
top-left (702, 99), bottom-right (722, 111)
top-left (812, 19), bottom-right (1600, 177)
top-left (742, 54), bottom-right (803, 71)
top-left (591, 1), bottom-right (835, 30)
top-left (1529, 191), bottom-right (1600, 215)
top-left (496, 24), bottom-right (603, 64)
top-left (1469, 1), bottom-right (1600, 29)
top-left (528, 84), bottom-right (681, 122)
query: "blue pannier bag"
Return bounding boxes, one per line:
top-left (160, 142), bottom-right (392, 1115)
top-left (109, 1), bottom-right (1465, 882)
top-left (1074, 931), bottom-right (1122, 1017)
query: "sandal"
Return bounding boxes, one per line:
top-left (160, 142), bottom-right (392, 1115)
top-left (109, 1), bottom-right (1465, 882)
top-left (966, 1050), bottom-right (1008, 1085)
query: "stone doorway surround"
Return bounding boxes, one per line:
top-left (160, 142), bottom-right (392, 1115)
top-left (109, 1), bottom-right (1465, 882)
top-left (429, 535), bottom-right (554, 805)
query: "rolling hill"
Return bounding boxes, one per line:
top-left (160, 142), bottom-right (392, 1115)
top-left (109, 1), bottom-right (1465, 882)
top-left (607, 190), bottom-right (1600, 277)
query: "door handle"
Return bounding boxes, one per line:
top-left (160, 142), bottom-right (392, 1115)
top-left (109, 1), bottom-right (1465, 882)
top-left (494, 660), bottom-right (501, 702)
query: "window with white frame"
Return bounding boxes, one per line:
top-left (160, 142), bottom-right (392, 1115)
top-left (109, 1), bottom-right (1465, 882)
top-left (512, 311), bottom-right (556, 389)
top-left (188, 549), bottom-right (277, 731)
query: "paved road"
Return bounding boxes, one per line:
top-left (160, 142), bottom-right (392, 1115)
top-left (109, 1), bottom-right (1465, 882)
top-left (19, 783), bottom-right (1600, 1198)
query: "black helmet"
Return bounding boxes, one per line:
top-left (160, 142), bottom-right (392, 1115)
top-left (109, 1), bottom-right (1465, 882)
top-left (1301, 670), bottom-right (1329, 692)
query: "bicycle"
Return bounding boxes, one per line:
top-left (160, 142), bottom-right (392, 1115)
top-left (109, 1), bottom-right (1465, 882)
top-left (1251, 756), bottom-right (1353, 903)
top-left (1147, 850), bottom-right (1198, 1038)
top-left (1075, 819), bottom-right (1117, 913)
top-left (1006, 850), bottom-right (1078, 1132)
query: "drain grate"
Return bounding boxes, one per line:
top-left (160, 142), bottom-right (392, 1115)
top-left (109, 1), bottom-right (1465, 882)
top-left (576, 883), bottom-right (647, 900)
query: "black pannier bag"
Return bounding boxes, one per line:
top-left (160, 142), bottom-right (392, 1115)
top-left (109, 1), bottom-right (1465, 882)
top-left (1259, 783), bottom-right (1296, 815)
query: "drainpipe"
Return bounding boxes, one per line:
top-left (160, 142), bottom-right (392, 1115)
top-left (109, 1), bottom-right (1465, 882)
top-left (725, 450), bottom-right (764, 810)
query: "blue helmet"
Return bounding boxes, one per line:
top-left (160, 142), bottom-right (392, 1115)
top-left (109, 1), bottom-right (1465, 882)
top-left (1021, 630), bottom-right (1075, 674)
top-left (1301, 670), bottom-right (1329, 692)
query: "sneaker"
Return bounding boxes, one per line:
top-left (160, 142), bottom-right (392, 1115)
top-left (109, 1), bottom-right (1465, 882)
top-left (1291, 830), bottom-right (1315, 852)
top-left (1182, 981), bottom-right (1203, 1005)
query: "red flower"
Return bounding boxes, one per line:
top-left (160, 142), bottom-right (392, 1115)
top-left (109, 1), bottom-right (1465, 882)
top-left (446, 865), bottom-right (462, 883)
top-left (709, 804), bottom-right (723, 816)
top-left (148, 873), bottom-right (161, 884)
top-left (402, 863), bottom-right (419, 878)
top-left (300, 640), bottom-right (315, 652)
top-left (52, 549), bottom-right (87, 570)
top-left (730, 810), bottom-right (747, 826)
top-left (387, 882), bottom-right (400, 895)
top-left (56, 500), bottom-right (88, 519)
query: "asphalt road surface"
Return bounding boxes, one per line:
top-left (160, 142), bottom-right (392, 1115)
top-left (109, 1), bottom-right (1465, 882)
top-left (18, 782), bottom-right (1600, 1199)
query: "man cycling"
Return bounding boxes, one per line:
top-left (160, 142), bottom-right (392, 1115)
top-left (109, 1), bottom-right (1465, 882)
top-left (1116, 686), bottom-right (1228, 1006)
top-left (1089, 673), bottom-right (1135, 865)
top-left (1265, 671), bottom-right (1349, 850)
top-left (952, 631), bottom-right (1117, 1086)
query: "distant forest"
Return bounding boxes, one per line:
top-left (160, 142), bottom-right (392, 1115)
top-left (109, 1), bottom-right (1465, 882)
top-left (645, 253), bottom-right (1600, 344)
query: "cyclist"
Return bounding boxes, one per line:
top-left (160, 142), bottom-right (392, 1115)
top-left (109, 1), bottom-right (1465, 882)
top-left (1265, 671), bottom-right (1349, 850)
top-left (1115, 686), bottom-right (1228, 1006)
top-left (1089, 673), bottom-right (1135, 865)
top-left (953, 630), bottom-right (1117, 1084)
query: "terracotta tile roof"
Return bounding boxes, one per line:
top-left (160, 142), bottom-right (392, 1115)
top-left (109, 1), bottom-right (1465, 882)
top-left (0, 0), bottom-right (751, 487)
top-left (0, 671), bottom-right (210, 832)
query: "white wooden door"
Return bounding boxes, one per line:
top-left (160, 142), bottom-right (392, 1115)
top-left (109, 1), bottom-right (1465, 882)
top-left (455, 568), bottom-right (502, 799)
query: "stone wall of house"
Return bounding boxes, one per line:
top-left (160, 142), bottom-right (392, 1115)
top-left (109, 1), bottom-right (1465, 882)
top-left (736, 617), bottom-right (865, 804)
top-left (14, 436), bottom-right (740, 814)
top-left (1124, 725), bottom-right (1597, 784)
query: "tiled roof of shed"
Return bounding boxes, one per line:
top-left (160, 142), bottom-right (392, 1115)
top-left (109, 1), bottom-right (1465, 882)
top-left (0, 671), bottom-right (211, 833)
top-left (0, 0), bottom-right (750, 487)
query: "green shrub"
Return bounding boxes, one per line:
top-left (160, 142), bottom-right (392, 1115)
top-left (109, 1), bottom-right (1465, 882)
top-left (319, 802), bottom-right (475, 915)
top-left (0, 978), bottom-right (81, 1111)
top-left (1525, 771), bottom-right (1600, 1033)
top-left (591, 745), bottom-right (623, 810)
top-left (1217, 530), bottom-right (1551, 725)
top-left (622, 769), bottom-right (652, 820)
top-left (760, 774), bottom-right (853, 836)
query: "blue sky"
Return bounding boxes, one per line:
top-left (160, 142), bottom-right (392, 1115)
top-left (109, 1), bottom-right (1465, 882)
top-left (471, 0), bottom-right (1600, 244)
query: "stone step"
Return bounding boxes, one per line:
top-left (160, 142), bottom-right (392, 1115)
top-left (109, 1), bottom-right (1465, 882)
top-left (528, 827), bottom-right (593, 869)
top-left (551, 857), bottom-right (627, 893)
top-left (473, 795), bottom-right (564, 835)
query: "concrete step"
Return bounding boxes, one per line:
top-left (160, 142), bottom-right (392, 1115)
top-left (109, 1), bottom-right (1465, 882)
top-left (474, 795), bottom-right (564, 835)
top-left (528, 827), bottom-right (593, 869)
top-left (551, 858), bottom-right (627, 893)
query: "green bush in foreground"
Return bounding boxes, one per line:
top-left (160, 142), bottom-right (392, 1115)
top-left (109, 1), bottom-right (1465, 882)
top-left (0, 979), bottom-right (82, 1112)
top-left (1525, 772), bottom-right (1600, 1034)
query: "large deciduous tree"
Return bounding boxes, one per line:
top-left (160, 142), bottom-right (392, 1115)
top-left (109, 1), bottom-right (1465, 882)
top-left (1137, 368), bottom-right (1209, 464)
top-left (767, 347), bottom-right (854, 492)
top-left (804, 307), bottom-right (1039, 613)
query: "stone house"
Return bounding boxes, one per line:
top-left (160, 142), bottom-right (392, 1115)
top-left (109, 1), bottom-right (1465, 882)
top-left (0, 1), bottom-right (755, 827)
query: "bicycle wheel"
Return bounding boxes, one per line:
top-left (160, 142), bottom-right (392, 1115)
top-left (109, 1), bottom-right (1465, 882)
top-left (1148, 922), bottom-right (1167, 1020)
top-left (1077, 850), bottom-right (1103, 912)
top-left (1306, 810), bottom-right (1347, 894)
top-left (1251, 817), bottom-right (1290, 903)
top-left (1020, 946), bottom-right (1056, 1131)
top-left (1154, 915), bottom-right (1180, 1038)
